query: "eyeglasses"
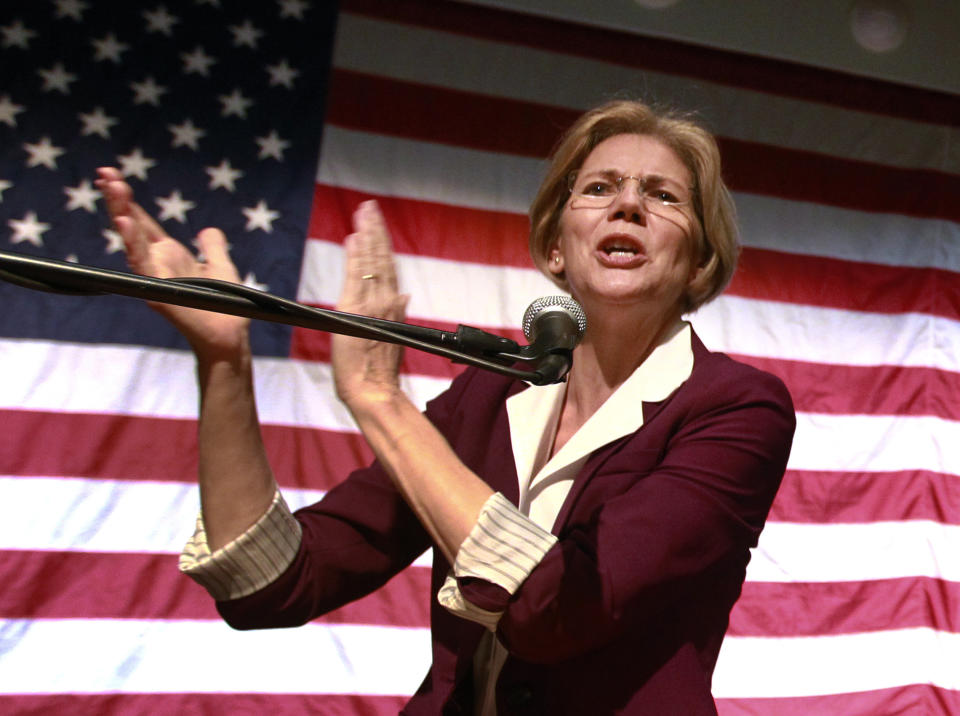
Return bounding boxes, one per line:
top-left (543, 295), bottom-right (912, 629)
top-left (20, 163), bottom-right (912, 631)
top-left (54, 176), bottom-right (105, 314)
top-left (567, 171), bottom-right (693, 216)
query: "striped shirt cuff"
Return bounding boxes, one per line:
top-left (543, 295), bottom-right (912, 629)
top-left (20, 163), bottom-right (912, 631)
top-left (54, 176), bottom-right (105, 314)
top-left (179, 490), bottom-right (302, 602)
top-left (438, 492), bottom-right (557, 629)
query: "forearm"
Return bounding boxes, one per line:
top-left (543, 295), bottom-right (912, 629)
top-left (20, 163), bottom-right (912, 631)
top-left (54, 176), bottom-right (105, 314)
top-left (195, 343), bottom-right (277, 552)
top-left (347, 389), bottom-right (493, 565)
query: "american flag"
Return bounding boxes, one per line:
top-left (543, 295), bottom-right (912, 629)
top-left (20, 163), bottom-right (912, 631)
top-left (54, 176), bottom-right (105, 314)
top-left (2, 0), bottom-right (959, 714)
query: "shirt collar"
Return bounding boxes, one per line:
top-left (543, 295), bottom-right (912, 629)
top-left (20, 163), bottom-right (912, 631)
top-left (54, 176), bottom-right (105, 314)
top-left (507, 320), bottom-right (694, 483)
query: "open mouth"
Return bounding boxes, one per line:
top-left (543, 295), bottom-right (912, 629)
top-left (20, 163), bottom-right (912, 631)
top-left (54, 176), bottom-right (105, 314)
top-left (599, 236), bottom-right (643, 258)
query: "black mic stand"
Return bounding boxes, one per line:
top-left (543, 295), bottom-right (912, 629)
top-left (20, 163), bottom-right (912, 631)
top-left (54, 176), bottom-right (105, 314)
top-left (0, 250), bottom-right (572, 385)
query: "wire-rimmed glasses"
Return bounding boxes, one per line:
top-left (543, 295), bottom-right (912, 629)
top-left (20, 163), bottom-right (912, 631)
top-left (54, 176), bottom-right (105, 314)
top-left (567, 171), bottom-right (693, 218)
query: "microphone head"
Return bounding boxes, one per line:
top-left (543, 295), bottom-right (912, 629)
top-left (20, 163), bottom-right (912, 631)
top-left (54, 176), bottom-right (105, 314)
top-left (521, 295), bottom-right (587, 342)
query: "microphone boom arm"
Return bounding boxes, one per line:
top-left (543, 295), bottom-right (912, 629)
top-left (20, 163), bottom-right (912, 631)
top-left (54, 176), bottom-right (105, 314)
top-left (0, 250), bottom-right (571, 385)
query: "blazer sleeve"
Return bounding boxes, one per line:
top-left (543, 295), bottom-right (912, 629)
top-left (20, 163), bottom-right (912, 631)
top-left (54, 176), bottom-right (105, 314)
top-left (492, 360), bottom-right (795, 663)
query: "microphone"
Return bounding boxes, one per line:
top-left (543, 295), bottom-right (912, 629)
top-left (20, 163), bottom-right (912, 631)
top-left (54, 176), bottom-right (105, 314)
top-left (521, 296), bottom-right (587, 383)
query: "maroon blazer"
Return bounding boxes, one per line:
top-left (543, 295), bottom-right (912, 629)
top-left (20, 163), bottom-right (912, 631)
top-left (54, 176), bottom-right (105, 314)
top-left (218, 330), bottom-right (795, 715)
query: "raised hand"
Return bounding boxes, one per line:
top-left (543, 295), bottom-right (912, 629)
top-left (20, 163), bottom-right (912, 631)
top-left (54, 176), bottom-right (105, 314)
top-left (95, 167), bottom-right (249, 359)
top-left (332, 200), bottom-right (409, 408)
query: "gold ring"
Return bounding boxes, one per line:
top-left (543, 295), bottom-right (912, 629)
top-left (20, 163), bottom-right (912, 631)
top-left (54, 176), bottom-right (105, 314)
top-left (361, 273), bottom-right (377, 280)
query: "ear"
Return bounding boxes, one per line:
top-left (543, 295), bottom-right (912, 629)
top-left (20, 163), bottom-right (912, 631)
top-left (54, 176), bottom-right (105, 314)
top-left (547, 241), bottom-right (564, 276)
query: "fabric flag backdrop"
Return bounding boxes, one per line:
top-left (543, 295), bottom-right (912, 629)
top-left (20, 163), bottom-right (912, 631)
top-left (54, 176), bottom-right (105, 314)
top-left (1, 0), bottom-right (959, 713)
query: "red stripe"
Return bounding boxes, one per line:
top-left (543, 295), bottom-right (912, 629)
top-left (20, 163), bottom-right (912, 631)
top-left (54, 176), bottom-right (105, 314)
top-left (341, 0), bottom-right (960, 128)
top-left (0, 694), bottom-right (410, 715)
top-left (771, 469), bottom-right (960, 525)
top-left (718, 685), bottom-right (960, 716)
top-left (733, 356), bottom-right (960, 421)
top-left (0, 550), bottom-right (431, 628)
top-left (326, 69), bottom-right (960, 222)
top-left (730, 577), bottom-right (960, 637)
top-left (308, 184), bottom-right (533, 267)
top-left (310, 187), bottom-right (960, 320)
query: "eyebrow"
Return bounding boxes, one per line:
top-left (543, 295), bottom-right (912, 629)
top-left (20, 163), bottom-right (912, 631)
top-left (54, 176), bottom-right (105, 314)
top-left (580, 169), bottom-right (686, 186)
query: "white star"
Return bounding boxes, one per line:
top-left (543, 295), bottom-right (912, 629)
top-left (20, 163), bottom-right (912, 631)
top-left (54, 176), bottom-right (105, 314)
top-left (65, 253), bottom-right (80, 263)
top-left (1, 20), bottom-right (37, 50)
top-left (64, 179), bottom-right (102, 213)
top-left (24, 137), bottom-right (66, 169)
top-left (181, 46), bottom-right (216, 76)
top-left (9, 212), bottom-right (51, 247)
top-left (0, 95), bottom-right (25, 128)
top-left (255, 130), bottom-right (290, 161)
top-left (130, 77), bottom-right (167, 106)
top-left (0, 179), bottom-right (12, 201)
top-left (205, 159), bottom-right (243, 191)
top-left (230, 20), bottom-right (263, 48)
top-left (116, 148), bottom-right (157, 180)
top-left (219, 88), bottom-right (253, 118)
top-left (38, 63), bottom-right (78, 94)
top-left (92, 33), bottom-right (129, 63)
top-left (104, 228), bottom-right (125, 254)
top-left (242, 271), bottom-right (269, 292)
top-left (168, 119), bottom-right (205, 150)
top-left (54, 0), bottom-right (89, 21)
top-left (266, 59), bottom-right (299, 88)
top-left (144, 6), bottom-right (179, 35)
top-left (278, 0), bottom-right (310, 20)
top-left (242, 200), bottom-right (280, 233)
top-left (155, 190), bottom-right (196, 223)
top-left (78, 106), bottom-right (118, 138)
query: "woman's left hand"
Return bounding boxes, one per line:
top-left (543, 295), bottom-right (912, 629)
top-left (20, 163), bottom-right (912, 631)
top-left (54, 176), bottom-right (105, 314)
top-left (332, 200), bottom-right (409, 410)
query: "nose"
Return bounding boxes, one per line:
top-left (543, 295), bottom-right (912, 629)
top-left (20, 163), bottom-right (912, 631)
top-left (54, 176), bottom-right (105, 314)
top-left (609, 176), bottom-right (647, 223)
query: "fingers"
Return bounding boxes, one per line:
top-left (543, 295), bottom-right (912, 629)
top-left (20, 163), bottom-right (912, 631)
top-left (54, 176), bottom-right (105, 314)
top-left (339, 200), bottom-right (404, 318)
top-left (195, 228), bottom-right (241, 283)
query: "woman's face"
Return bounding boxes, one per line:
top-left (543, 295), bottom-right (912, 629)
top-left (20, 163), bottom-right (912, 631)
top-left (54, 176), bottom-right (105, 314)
top-left (551, 133), bottom-right (702, 318)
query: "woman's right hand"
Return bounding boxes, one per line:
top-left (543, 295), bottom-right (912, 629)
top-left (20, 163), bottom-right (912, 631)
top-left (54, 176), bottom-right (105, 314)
top-left (95, 167), bottom-right (250, 360)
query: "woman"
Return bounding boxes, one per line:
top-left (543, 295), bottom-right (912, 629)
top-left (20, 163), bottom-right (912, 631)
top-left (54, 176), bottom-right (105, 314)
top-left (96, 99), bottom-right (794, 715)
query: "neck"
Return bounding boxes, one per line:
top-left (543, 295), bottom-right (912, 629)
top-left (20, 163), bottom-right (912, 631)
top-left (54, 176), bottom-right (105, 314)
top-left (565, 304), bottom-right (683, 414)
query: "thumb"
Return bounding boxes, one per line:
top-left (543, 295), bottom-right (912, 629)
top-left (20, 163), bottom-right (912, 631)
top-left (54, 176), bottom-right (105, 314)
top-left (195, 228), bottom-right (240, 281)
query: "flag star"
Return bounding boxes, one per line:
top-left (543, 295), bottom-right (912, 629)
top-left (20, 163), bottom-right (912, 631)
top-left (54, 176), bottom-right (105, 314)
top-left (266, 59), bottom-right (299, 88)
top-left (242, 200), bottom-right (280, 232)
top-left (9, 211), bottom-right (51, 247)
top-left (65, 253), bottom-right (80, 263)
top-left (0, 95), bottom-right (26, 128)
top-left (64, 179), bottom-right (102, 213)
top-left (131, 77), bottom-right (168, 106)
top-left (79, 106), bottom-right (118, 138)
top-left (24, 137), bottom-right (66, 169)
top-left (1, 20), bottom-right (37, 49)
top-left (155, 190), bottom-right (196, 223)
top-left (168, 119), bottom-right (206, 150)
top-left (205, 159), bottom-right (243, 191)
top-left (38, 63), bottom-right (78, 94)
top-left (242, 271), bottom-right (269, 292)
top-left (181, 46), bottom-right (217, 76)
top-left (54, 0), bottom-right (89, 21)
top-left (116, 148), bottom-right (157, 180)
top-left (0, 178), bottom-right (12, 201)
top-left (256, 130), bottom-right (290, 160)
top-left (144, 5), bottom-right (179, 35)
top-left (218, 88), bottom-right (253, 118)
top-left (92, 33), bottom-right (129, 63)
top-left (278, 0), bottom-right (310, 20)
top-left (103, 228), bottom-right (125, 254)
top-left (229, 20), bottom-right (263, 48)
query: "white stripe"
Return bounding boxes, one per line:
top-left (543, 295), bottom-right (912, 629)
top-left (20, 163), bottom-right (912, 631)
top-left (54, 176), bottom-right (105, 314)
top-left (298, 240), bottom-right (960, 373)
top-left (335, 13), bottom-right (960, 174)
top-left (748, 520), bottom-right (960, 583)
top-left (714, 627), bottom-right (960, 697)
top-left (2, 477), bottom-right (956, 582)
top-left (318, 128), bottom-right (960, 272)
top-left (0, 338), bottom-right (450, 428)
top-left (789, 412), bottom-right (960, 475)
top-left (0, 618), bottom-right (430, 694)
top-left (0, 476), bottom-right (434, 567)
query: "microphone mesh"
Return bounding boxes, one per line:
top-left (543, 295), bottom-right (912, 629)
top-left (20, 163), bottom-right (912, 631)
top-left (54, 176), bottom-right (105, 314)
top-left (521, 295), bottom-right (587, 341)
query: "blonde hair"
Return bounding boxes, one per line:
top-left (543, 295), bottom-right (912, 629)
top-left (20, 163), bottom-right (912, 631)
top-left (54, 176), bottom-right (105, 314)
top-left (528, 100), bottom-right (739, 313)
